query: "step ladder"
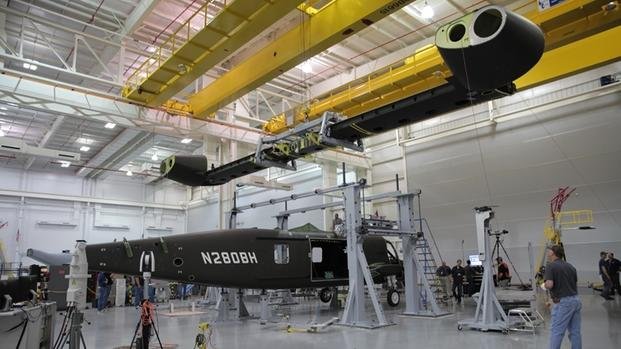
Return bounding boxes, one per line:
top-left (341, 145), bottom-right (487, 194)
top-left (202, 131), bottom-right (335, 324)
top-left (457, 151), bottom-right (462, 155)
top-left (414, 219), bottom-right (449, 305)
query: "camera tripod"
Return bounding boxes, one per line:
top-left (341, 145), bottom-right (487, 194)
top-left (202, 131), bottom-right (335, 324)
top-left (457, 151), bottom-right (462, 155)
top-left (489, 230), bottom-right (526, 287)
top-left (129, 299), bottom-right (163, 349)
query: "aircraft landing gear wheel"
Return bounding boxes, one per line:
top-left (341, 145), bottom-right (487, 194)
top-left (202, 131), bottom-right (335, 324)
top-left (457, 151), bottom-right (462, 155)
top-left (319, 288), bottom-right (333, 303)
top-left (387, 289), bottom-right (400, 307)
top-left (502, 329), bottom-right (509, 335)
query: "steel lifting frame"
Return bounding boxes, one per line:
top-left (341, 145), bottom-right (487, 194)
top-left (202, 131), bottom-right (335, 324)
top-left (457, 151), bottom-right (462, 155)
top-left (253, 112), bottom-right (363, 171)
top-left (354, 192), bottom-right (449, 319)
top-left (248, 178), bottom-right (448, 327)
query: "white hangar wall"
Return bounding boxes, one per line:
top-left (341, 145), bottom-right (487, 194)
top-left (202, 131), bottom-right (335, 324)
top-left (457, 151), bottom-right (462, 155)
top-left (0, 167), bottom-right (186, 265)
top-left (369, 63), bottom-right (621, 282)
top-left (403, 90), bottom-right (621, 282)
top-left (187, 166), bottom-right (327, 233)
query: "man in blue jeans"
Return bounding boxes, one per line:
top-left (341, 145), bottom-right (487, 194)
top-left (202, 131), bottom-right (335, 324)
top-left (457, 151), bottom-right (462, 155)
top-left (97, 272), bottom-right (111, 311)
top-left (544, 245), bottom-right (581, 349)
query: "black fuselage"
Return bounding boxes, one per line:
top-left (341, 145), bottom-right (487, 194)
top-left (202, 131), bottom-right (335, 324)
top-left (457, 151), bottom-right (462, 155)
top-left (85, 229), bottom-right (397, 289)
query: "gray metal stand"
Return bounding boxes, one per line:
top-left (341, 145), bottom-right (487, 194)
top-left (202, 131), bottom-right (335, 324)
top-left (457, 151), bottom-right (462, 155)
top-left (228, 176), bottom-right (446, 328)
top-left (259, 290), bottom-right (271, 324)
top-left (235, 289), bottom-right (251, 319)
top-left (340, 183), bottom-right (390, 328)
top-left (215, 289), bottom-right (231, 322)
top-left (458, 207), bottom-right (510, 333)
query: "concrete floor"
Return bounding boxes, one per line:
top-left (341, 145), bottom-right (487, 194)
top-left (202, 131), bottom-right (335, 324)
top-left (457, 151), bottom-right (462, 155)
top-left (63, 291), bottom-right (620, 349)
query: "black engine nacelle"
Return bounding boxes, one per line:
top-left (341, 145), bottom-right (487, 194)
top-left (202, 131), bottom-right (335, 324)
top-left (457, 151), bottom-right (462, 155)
top-left (160, 155), bottom-right (209, 186)
top-left (435, 5), bottom-right (544, 92)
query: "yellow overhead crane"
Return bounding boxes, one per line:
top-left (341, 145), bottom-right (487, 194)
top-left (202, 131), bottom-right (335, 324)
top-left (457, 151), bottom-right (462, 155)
top-left (187, 0), bottom-right (418, 118)
top-left (124, 0), bottom-right (621, 133)
top-left (122, 0), bottom-right (306, 106)
top-left (261, 0), bottom-right (621, 134)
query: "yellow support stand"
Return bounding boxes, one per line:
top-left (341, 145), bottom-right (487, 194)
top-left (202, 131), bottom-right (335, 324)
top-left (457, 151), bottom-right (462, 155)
top-left (194, 322), bottom-right (211, 349)
top-left (556, 210), bottom-right (593, 227)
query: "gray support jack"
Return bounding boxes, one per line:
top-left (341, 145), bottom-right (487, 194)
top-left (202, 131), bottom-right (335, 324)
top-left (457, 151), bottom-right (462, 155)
top-left (276, 214), bottom-right (289, 233)
top-left (458, 207), bottom-right (511, 333)
top-left (398, 194), bottom-right (450, 318)
top-left (329, 287), bottom-right (340, 310)
top-left (204, 287), bottom-right (218, 305)
top-left (259, 290), bottom-right (272, 325)
top-left (340, 182), bottom-right (390, 328)
top-left (280, 289), bottom-right (297, 305)
top-left (235, 289), bottom-right (251, 319)
top-left (215, 289), bottom-right (231, 322)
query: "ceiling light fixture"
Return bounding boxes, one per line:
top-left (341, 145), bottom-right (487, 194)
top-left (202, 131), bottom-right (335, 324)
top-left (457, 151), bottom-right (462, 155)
top-left (0, 130), bottom-right (5, 137)
top-left (151, 153), bottom-right (158, 161)
top-left (146, 46), bottom-right (156, 53)
top-left (79, 146), bottom-right (90, 152)
top-left (76, 137), bottom-right (94, 145)
top-left (180, 138), bottom-right (192, 144)
top-left (0, 107), bottom-right (7, 110)
top-left (420, 1), bottom-right (434, 19)
top-left (60, 161), bottom-right (71, 168)
top-left (104, 122), bottom-right (116, 129)
top-left (22, 62), bottom-right (38, 71)
top-left (300, 61), bottom-right (313, 74)
top-left (126, 170), bottom-right (133, 176)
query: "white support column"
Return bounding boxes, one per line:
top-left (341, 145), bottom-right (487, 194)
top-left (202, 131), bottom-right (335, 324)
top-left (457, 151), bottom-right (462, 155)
top-left (322, 163), bottom-right (336, 231)
top-left (398, 127), bottom-right (410, 191)
top-left (15, 197), bottom-right (24, 264)
top-left (0, 0), bottom-right (6, 69)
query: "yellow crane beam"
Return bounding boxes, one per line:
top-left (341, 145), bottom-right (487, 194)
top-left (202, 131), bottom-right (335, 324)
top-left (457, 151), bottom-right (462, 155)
top-left (187, 0), bottom-right (416, 119)
top-left (122, 0), bottom-right (305, 106)
top-left (516, 25), bottom-right (621, 89)
top-left (263, 0), bottom-right (621, 134)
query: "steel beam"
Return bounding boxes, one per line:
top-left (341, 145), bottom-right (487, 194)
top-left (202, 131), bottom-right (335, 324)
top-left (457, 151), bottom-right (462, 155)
top-left (0, 188), bottom-right (183, 210)
top-left (85, 0), bottom-right (160, 78)
top-left (0, 71), bottom-right (263, 145)
top-left (188, 0), bottom-right (416, 118)
top-left (124, 0), bottom-right (305, 106)
top-left (24, 115), bottom-right (65, 170)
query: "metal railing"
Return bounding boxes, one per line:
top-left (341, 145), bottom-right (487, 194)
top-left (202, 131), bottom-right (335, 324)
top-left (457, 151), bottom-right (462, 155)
top-left (124, 1), bottom-right (227, 93)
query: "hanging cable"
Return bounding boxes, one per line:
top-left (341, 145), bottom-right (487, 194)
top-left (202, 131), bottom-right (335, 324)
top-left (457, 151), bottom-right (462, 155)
top-left (456, 28), bottom-right (495, 207)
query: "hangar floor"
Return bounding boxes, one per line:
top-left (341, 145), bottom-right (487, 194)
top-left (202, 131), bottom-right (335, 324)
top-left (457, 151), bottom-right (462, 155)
top-left (66, 291), bottom-right (620, 348)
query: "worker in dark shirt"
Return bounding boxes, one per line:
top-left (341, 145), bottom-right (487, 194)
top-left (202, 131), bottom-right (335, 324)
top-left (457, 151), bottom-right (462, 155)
top-left (544, 245), bottom-right (581, 349)
top-left (608, 252), bottom-right (620, 295)
top-left (436, 261), bottom-right (452, 300)
top-left (599, 251), bottom-right (613, 300)
top-left (497, 257), bottom-right (511, 288)
top-left (464, 259), bottom-right (475, 296)
top-left (451, 259), bottom-right (465, 303)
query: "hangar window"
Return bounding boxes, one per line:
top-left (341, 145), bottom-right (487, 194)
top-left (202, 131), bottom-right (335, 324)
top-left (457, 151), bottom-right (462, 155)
top-left (274, 244), bottom-right (290, 264)
top-left (311, 247), bottom-right (323, 263)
